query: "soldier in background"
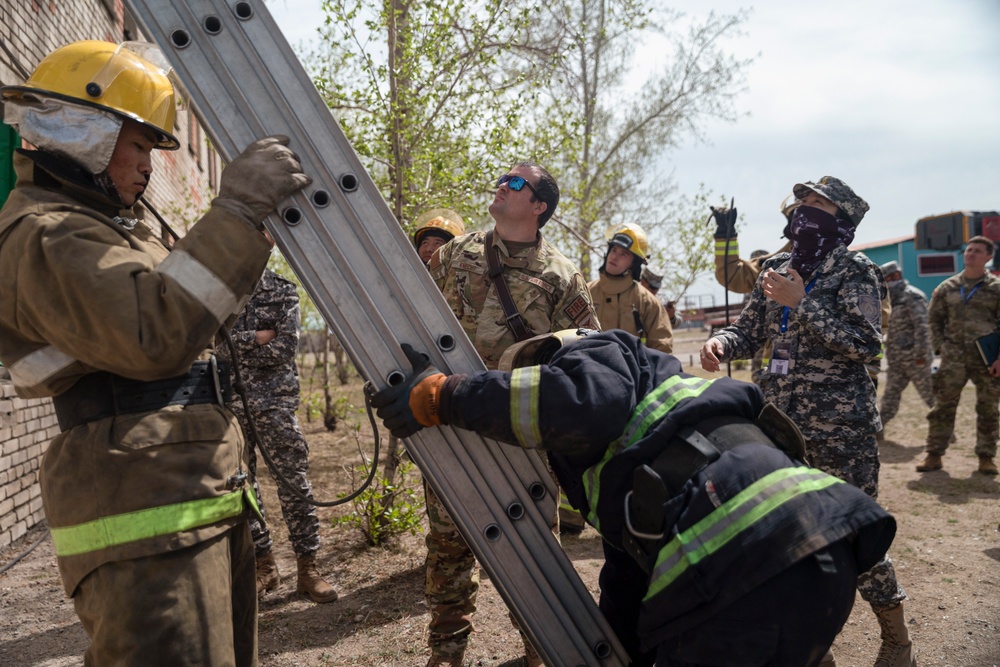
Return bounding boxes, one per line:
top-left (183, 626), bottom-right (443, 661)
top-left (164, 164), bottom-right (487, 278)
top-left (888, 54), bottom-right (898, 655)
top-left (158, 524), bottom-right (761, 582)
top-left (426, 161), bottom-right (599, 667)
top-left (219, 267), bottom-right (339, 603)
top-left (878, 261), bottom-right (934, 432)
top-left (701, 176), bottom-right (916, 667)
top-left (640, 265), bottom-right (683, 329)
top-left (918, 236), bottom-right (1000, 475)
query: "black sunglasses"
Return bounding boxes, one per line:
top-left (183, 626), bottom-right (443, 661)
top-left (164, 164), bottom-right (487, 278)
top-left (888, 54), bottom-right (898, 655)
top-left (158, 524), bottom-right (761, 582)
top-left (497, 173), bottom-right (540, 198)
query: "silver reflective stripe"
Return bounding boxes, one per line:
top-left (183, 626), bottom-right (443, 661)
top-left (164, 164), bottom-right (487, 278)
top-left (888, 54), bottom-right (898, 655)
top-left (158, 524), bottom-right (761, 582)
top-left (8, 346), bottom-right (76, 389)
top-left (155, 249), bottom-right (239, 322)
top-left (510, 367), bottom-right (542, 448)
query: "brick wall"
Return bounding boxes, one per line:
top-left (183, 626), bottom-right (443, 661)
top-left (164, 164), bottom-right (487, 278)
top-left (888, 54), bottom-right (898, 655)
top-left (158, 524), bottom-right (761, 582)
top-left (0, 0), bottom-right (222, 546)
top-left (0, 379), bottom-right (59, 549)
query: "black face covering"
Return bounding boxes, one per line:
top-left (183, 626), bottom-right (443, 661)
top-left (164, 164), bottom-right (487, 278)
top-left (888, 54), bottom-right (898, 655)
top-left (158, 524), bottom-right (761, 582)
top-left (788, 206), bottom-right (855, 277)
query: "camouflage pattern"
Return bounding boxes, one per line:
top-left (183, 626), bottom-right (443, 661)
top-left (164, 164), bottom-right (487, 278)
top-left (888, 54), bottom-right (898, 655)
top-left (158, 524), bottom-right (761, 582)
top-left (880, 279), bottom-right (934, 426)
top-left (792, 175), bottom-right (870, 226)
top-left (217, 269), bottom-right (321, 558)
top-left (925, 272), bottom-right (1000, 457)
top-left (430, 230), bottom-right (600, 370)
top-left (426, 229), bottom-right (594, 657)
top-left (588, 272), bottom-right (673, 353)
top-left (712, 245), bottom-right (904, 608)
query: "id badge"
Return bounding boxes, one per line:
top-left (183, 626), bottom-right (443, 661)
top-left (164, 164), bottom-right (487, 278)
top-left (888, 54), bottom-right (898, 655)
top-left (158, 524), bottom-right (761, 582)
top-left (769, 341), bottom-right (793, 375)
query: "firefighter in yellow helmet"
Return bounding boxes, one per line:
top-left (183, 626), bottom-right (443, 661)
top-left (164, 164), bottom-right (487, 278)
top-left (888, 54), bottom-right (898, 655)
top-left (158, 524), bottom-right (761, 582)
top-left (588, 223), bottom-right (673, 353)
top-left (413, 208), bottom-right (466, 265)
top-left (0, 41), bottom-right (310, 665)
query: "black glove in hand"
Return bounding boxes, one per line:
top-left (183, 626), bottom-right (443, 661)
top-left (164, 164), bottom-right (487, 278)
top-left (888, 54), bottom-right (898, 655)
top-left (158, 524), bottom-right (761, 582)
top-left (710, 205), bottom-right (738, 238)
top-left (370, 344), bottom-right (443, 439)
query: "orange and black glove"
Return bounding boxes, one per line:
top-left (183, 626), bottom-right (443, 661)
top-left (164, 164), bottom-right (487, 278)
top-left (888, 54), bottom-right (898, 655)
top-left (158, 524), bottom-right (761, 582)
top-left (371, 344), bottom-right (450, 438)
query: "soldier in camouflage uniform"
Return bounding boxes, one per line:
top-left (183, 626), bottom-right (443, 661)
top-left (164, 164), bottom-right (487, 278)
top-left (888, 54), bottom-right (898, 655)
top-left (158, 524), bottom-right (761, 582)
top-left (218, 267), bottom-right (339, 603)
top-left (425, 161), bottom-right (599, 667)
top-left (878, 261), bottom-right (934, 429)
top-left (702, 177), bottom-right (916, 667)
top-left (918, 236), bottom-right (1000, 475)
top-left (713, 203), bottom-right (890, 386)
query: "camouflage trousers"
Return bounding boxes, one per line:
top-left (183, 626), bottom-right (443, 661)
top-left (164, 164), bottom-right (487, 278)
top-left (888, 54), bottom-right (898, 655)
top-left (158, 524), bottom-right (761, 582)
top-left (423, 449), bottom-right (559, 658)
top-left (879, 360), bottom-right (934, 426)
top-left (926, 360), bottom-right (1000, 457)
top-left (232, 403), bottom-right (321, 558)
top-left (805, 433), bottom-right (906, 608)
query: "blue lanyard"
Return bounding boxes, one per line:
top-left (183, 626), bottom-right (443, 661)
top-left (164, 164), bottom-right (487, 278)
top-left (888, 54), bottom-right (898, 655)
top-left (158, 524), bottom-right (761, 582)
top-left (960, 282), bottom-right (982, 304)
top-left (780, 277), bottom-right (817, 333)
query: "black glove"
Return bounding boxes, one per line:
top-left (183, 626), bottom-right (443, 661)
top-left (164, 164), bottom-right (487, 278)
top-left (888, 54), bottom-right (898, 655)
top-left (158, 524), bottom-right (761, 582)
top-left (370, 344), bottom-right (444, 438)
top-left (710, 205), bottom-right (738, 238)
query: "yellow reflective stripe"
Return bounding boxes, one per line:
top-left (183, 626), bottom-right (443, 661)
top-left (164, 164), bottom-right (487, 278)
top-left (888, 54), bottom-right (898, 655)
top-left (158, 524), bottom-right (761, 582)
top-left (714, 239), bottom-right (740, 257)
top-left (643, 468), bottom-right (842, 601)
top-left (510, 367), bottom-right (542, 448)
top-left (583, 375), bottom-right (715, 534)
top-left (50, 491), bottom-right (246, 557)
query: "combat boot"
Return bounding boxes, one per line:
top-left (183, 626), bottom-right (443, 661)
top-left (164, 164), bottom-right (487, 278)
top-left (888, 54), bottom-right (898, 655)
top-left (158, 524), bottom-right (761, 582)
top-left (915, 453), bottom-right (942, 472)
top-left (818, 647), bottom-right (837, 666)
top-left (872, 602), bottom-right (916, 667)
top-left (255, 550), bottom-right (280, 595)
top-left (978, 456), bottom-right (998, 475)
top-left (296, 554), bottom-right (339, 603)
top-left (425, 649), bottom-right (466, 667)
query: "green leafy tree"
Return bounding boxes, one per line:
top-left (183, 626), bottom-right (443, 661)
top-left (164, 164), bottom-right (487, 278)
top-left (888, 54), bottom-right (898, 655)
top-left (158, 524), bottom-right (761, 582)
top-left (309, 0), bottom-right (554, 232)
top-left (522, 1), bottom-right (753, 290)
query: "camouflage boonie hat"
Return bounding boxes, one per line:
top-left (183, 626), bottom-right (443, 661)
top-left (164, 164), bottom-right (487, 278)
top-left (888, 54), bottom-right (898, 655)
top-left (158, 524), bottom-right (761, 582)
top-left (879, 260), bottom-right (900, 278)
top-left (792, 176), bottom-right (869, 227)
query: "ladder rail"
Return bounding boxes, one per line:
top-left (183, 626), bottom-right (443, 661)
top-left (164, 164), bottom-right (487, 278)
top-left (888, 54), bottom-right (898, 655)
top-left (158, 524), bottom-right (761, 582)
top-left (123, 2), bottom-right (628, 664)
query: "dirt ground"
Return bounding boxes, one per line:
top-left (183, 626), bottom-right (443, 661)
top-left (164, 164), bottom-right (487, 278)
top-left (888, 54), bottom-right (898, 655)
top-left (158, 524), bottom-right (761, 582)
top-left (1, 330), bottom-right (998, 666)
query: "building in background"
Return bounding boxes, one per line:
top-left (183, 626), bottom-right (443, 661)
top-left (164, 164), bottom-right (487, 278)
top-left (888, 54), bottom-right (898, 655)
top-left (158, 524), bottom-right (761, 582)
top-left (854, 211), bottom-right (1000, 296)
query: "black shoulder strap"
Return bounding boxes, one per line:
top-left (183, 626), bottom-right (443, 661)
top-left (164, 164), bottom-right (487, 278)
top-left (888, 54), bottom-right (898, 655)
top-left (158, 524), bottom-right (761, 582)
top-left (484, 229), bottom-right (534, 342)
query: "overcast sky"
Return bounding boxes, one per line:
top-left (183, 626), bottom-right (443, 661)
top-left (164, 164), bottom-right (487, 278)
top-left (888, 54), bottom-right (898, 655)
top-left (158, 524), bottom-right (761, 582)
top-left (267, 0), bottom-right (1000, 304)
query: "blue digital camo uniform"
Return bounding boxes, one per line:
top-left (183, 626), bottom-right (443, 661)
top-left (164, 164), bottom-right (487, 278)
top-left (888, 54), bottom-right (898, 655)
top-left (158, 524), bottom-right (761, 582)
top-left (712, 245), bottom-right (906, 608)
top-left (925, 271), bottom-right (1000, 458)
top-left (881, 278), bottom-right (934, 426)
top-left (218, 268), bottom-right (321, 558)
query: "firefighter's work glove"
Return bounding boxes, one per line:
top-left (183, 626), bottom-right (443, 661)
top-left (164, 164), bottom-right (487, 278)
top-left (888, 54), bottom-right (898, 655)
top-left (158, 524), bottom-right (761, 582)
top-left (710, 205), bottom-right (738, 239)
top-left (216, 135), bottom-right (311, 224)
top-left (371, 344), bottom-right (448, 438)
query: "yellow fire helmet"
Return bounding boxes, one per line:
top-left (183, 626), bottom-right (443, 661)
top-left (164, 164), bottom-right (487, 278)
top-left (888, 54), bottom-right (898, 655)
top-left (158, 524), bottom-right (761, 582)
top-left (604, 223), bottom-right (649, 262)
top-left (2, 40), bottom-right (179, 149)
top-left (413, 208), bottom-right (466, 247)
top-left (497, 328), bottom-right (597, 372)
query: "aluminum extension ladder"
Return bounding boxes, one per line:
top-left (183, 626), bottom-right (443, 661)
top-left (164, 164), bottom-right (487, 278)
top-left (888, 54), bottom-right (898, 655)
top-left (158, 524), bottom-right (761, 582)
top-left (122, 1), bottom-right (627, 665)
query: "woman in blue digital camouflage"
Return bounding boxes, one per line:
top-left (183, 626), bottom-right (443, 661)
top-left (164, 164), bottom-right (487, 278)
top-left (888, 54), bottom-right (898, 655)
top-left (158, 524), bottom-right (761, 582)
top-left (700, 176), bottom-right (917, 667)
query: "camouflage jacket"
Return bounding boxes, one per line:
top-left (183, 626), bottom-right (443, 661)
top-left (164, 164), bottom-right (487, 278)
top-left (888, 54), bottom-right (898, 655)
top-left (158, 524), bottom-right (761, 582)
top-left (588, 272), bottom-right (673, 353)
top-left (885, 279), bottom-right (932, 364)
top-left (217, 268), bottom-right (302, 408)
top-left (928, 271), bottom-right (1000, 361)
top-left (713, 245), bottom-right (884, 439)
top-left (431, 230), bottom-right (600, 369)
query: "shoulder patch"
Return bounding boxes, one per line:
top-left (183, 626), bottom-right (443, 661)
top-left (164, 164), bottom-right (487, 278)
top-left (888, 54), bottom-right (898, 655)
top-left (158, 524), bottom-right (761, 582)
top-left (858, 294), bottom-right (880, 323)
top-left (564, 295), bottom-right (591, 323)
